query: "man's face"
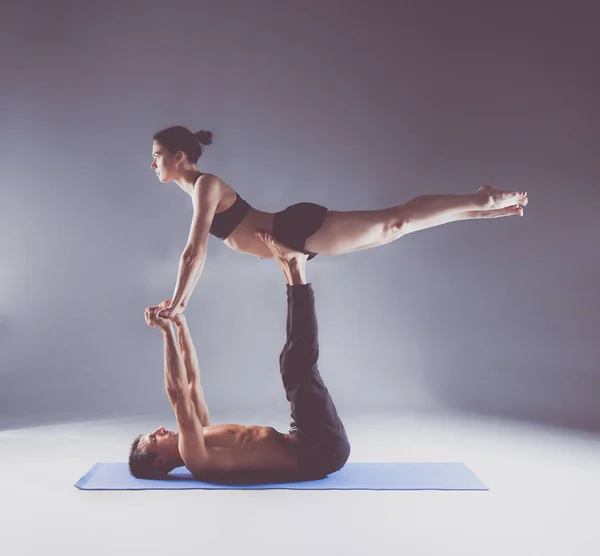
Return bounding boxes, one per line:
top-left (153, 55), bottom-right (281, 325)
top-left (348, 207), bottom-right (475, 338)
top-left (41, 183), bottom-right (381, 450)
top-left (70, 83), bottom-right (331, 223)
top-left (138, 426), bottom-right (179, 467)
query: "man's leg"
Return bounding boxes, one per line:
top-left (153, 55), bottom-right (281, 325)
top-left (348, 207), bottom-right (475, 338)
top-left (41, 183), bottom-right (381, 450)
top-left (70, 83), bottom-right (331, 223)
top-left (257, 232), bottom-right (350, 477)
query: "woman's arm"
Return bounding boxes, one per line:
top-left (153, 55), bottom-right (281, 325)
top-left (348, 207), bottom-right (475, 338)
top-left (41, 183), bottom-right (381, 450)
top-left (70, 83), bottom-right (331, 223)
top-left (181, 262), bottom-right (203, 308)
top-left (166, 174), bottom-right (222, 311)
top-left (169, 252), bottom-right (205, 310)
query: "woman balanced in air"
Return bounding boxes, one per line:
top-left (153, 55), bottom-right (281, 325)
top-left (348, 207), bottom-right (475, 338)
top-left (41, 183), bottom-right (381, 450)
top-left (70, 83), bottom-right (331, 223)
top-left (150, 126), bottom-right (528, 319)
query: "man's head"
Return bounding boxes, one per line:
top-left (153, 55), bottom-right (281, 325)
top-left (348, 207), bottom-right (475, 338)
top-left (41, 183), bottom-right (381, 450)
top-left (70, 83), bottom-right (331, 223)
top-left (128, 426), bottom-right (181, 479)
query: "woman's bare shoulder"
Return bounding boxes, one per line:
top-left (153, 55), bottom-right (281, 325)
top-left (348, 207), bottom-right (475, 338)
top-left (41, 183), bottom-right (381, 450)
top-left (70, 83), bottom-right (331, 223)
top-left (196, 173), bottom-right (235, 193)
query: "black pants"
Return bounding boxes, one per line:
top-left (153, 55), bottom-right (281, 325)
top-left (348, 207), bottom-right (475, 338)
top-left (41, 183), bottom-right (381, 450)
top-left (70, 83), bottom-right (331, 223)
top-left (280, 284), bottom-right (350, 478)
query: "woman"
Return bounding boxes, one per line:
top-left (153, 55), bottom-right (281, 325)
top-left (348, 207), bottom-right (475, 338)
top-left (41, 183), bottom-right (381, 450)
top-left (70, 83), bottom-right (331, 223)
top-left (150, 126), bottom-right (528, 318)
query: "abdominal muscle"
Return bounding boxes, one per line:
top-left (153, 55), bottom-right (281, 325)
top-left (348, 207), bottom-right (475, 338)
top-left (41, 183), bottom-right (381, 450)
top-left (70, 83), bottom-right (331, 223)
top-left (223, 207), bottom-right (276, 259)
top-left (191, 424), bottom-right (300, 477)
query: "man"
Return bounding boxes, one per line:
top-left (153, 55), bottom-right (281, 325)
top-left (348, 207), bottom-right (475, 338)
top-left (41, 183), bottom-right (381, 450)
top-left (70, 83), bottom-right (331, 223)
top-left (129, 232), bottom-right (350, 482)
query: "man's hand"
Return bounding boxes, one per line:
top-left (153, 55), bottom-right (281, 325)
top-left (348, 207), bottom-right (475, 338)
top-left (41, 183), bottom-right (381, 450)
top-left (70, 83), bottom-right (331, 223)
top-left (145, 300), bottom-right (173, 329)
top-left (144, 307), bottom-right (171, 329)
top-left (156, 303), bottom-right (186, 319)
top-left (171, 312), bottom-right (186, 327)
top-left (144, 299), bottom-right (185, 325)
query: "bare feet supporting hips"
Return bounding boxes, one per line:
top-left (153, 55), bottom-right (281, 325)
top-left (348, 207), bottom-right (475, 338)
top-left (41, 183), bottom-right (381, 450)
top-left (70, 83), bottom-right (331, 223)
top-left (304, 185), bottom-right (528, 256)
top-left (256, 232), bottom-right (308, 285)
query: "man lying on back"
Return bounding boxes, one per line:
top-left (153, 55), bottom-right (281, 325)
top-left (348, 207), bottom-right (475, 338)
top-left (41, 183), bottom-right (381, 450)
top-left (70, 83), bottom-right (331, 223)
top-left (128, 232), bottom-right (350, 482)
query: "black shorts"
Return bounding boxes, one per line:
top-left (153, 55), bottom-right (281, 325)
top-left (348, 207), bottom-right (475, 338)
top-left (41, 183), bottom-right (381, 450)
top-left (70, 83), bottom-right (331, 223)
top-left (279, 284), bottom-right (350, 479)
top-left (272, 203), bottom-right (328, 260)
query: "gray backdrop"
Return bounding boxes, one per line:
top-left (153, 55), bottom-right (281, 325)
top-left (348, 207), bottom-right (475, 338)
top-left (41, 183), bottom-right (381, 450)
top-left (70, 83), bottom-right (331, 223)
top-left (1, 0), bottom-right (598, 432)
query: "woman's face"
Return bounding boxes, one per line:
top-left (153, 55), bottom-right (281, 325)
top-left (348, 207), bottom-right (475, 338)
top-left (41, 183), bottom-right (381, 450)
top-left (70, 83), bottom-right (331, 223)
top-left (150, 140), bottom-right (180, 183)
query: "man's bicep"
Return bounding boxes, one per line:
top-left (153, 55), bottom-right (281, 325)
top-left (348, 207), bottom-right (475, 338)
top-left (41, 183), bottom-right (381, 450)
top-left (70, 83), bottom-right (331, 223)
top-left (179, 421), bottom-right (210, 469)
top-left (168, 388), bottom-right (200, 429)
top-left (189, 380), bottom-right (210, 426)
top-left (168, 389), bottom-right (209, 465)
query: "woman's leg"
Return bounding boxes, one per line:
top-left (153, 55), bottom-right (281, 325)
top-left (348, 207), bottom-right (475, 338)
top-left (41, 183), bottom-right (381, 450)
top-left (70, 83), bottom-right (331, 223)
top-left (326, 205), bottom-right (525, 255)
top-left (305, 185), bottom-right (527, 256)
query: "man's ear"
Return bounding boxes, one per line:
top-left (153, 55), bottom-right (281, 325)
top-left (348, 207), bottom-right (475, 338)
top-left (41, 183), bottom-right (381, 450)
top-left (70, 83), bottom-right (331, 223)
top-left (153, 456), bottom-right (166, 468)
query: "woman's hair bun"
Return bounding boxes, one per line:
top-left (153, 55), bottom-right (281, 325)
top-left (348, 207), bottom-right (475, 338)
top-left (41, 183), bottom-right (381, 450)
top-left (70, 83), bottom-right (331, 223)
top-left (194, 130), bottom-right (213, 146)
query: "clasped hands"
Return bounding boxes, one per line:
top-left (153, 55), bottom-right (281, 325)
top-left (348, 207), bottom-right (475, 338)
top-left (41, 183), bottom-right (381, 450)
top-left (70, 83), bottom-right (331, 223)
top-left (144, 299), bottom-right (185, 329)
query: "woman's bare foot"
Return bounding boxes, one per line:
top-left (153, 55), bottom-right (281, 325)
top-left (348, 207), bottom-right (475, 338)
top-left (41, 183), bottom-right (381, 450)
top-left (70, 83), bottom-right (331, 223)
top-left (255, 231), bottom-right (308, 263)
top-left (468, 205), bottom-right (524, 219)
top-left (478, 185), bottom-right (528, 210)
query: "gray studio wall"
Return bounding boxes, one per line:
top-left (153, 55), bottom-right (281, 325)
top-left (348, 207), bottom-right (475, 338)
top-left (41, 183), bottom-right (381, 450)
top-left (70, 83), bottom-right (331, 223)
top-left (1, 1), bottom-right (598, 431)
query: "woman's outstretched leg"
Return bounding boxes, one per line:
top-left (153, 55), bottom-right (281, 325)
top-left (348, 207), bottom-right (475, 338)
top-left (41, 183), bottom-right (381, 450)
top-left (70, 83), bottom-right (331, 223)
top-left (305, 185), bottom-right (527, 255)
top-left (332, 205), bottom-right (525, 254)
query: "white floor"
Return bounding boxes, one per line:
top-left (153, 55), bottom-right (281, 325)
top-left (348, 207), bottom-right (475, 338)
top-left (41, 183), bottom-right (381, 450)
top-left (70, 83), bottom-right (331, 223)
top-left (1, 410), bottom-right (599, 555)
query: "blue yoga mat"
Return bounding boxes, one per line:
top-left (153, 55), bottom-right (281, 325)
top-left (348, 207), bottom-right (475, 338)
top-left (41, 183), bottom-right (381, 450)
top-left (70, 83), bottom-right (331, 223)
top-left (75, 462), bottom-right (488, 491)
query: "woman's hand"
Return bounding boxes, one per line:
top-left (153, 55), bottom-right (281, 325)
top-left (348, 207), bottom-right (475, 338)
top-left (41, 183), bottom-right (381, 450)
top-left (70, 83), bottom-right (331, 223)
top-left (144, 306), bottom-right (171, 329)
top-left (156, 302), bottom-right (186, 319)
top-left (144, 299), bottom-right (184, 326)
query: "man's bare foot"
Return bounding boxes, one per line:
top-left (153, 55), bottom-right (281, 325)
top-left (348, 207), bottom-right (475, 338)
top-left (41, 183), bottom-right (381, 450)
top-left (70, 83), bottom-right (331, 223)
top-left (256, 231), bottom-right (308, 263)
top-left (478, 185), bottom-right (528, 210)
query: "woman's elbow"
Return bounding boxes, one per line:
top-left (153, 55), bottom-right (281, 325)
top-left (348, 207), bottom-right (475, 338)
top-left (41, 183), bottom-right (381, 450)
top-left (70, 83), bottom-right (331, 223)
top-left (182, 246), bottom-right (206, 263)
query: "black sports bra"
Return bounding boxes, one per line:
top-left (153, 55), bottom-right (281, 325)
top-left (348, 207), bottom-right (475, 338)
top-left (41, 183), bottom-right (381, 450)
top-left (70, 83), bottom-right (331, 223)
top-left (209, 192), bottom-right (251, 240)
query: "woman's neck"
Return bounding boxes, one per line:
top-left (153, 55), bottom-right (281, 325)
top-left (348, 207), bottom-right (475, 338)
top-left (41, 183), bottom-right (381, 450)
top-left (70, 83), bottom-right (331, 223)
top-left (174, 168), bottom-right (202, 195)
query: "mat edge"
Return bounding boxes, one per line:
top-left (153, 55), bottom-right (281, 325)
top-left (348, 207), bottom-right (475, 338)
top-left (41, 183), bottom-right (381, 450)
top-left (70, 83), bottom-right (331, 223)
top-left (74, 461), bottom-right (103, 489)
top-left (74, 461), bottom-right (489, 491)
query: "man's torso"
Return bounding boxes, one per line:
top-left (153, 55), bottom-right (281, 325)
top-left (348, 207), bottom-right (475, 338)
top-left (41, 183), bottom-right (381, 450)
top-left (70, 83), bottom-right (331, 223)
top-left (186, 424), bottom-right (299, 478)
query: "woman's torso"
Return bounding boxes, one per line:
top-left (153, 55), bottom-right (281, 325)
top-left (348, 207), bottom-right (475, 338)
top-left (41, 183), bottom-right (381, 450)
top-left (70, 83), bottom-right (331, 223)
top-left (209, 177), bottom-right (276, 259)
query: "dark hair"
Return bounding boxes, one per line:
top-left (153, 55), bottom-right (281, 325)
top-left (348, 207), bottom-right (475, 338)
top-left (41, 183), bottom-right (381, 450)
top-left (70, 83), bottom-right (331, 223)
top-left (128, 434), bottom-right (169, 479)
top-left (153, 126), bottom-right (213, 164)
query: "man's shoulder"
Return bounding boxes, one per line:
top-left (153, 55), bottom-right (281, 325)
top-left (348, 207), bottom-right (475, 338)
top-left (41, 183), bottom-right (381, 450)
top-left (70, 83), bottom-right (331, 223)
top-left (177, 419), bottom-right (209, 470)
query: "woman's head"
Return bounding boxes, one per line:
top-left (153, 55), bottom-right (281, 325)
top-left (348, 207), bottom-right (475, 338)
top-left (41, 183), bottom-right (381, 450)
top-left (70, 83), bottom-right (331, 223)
top-left (151, 126), bottom-right (213, 182)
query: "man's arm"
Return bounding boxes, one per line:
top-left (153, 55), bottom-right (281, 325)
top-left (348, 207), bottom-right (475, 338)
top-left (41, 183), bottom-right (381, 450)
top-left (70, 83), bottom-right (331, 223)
top-left (169, 174), bottom-right (222, 309)
top-left (174, 315), bottom-right (210, 426)
top-left (160, 323), bottom-right (210, 468)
